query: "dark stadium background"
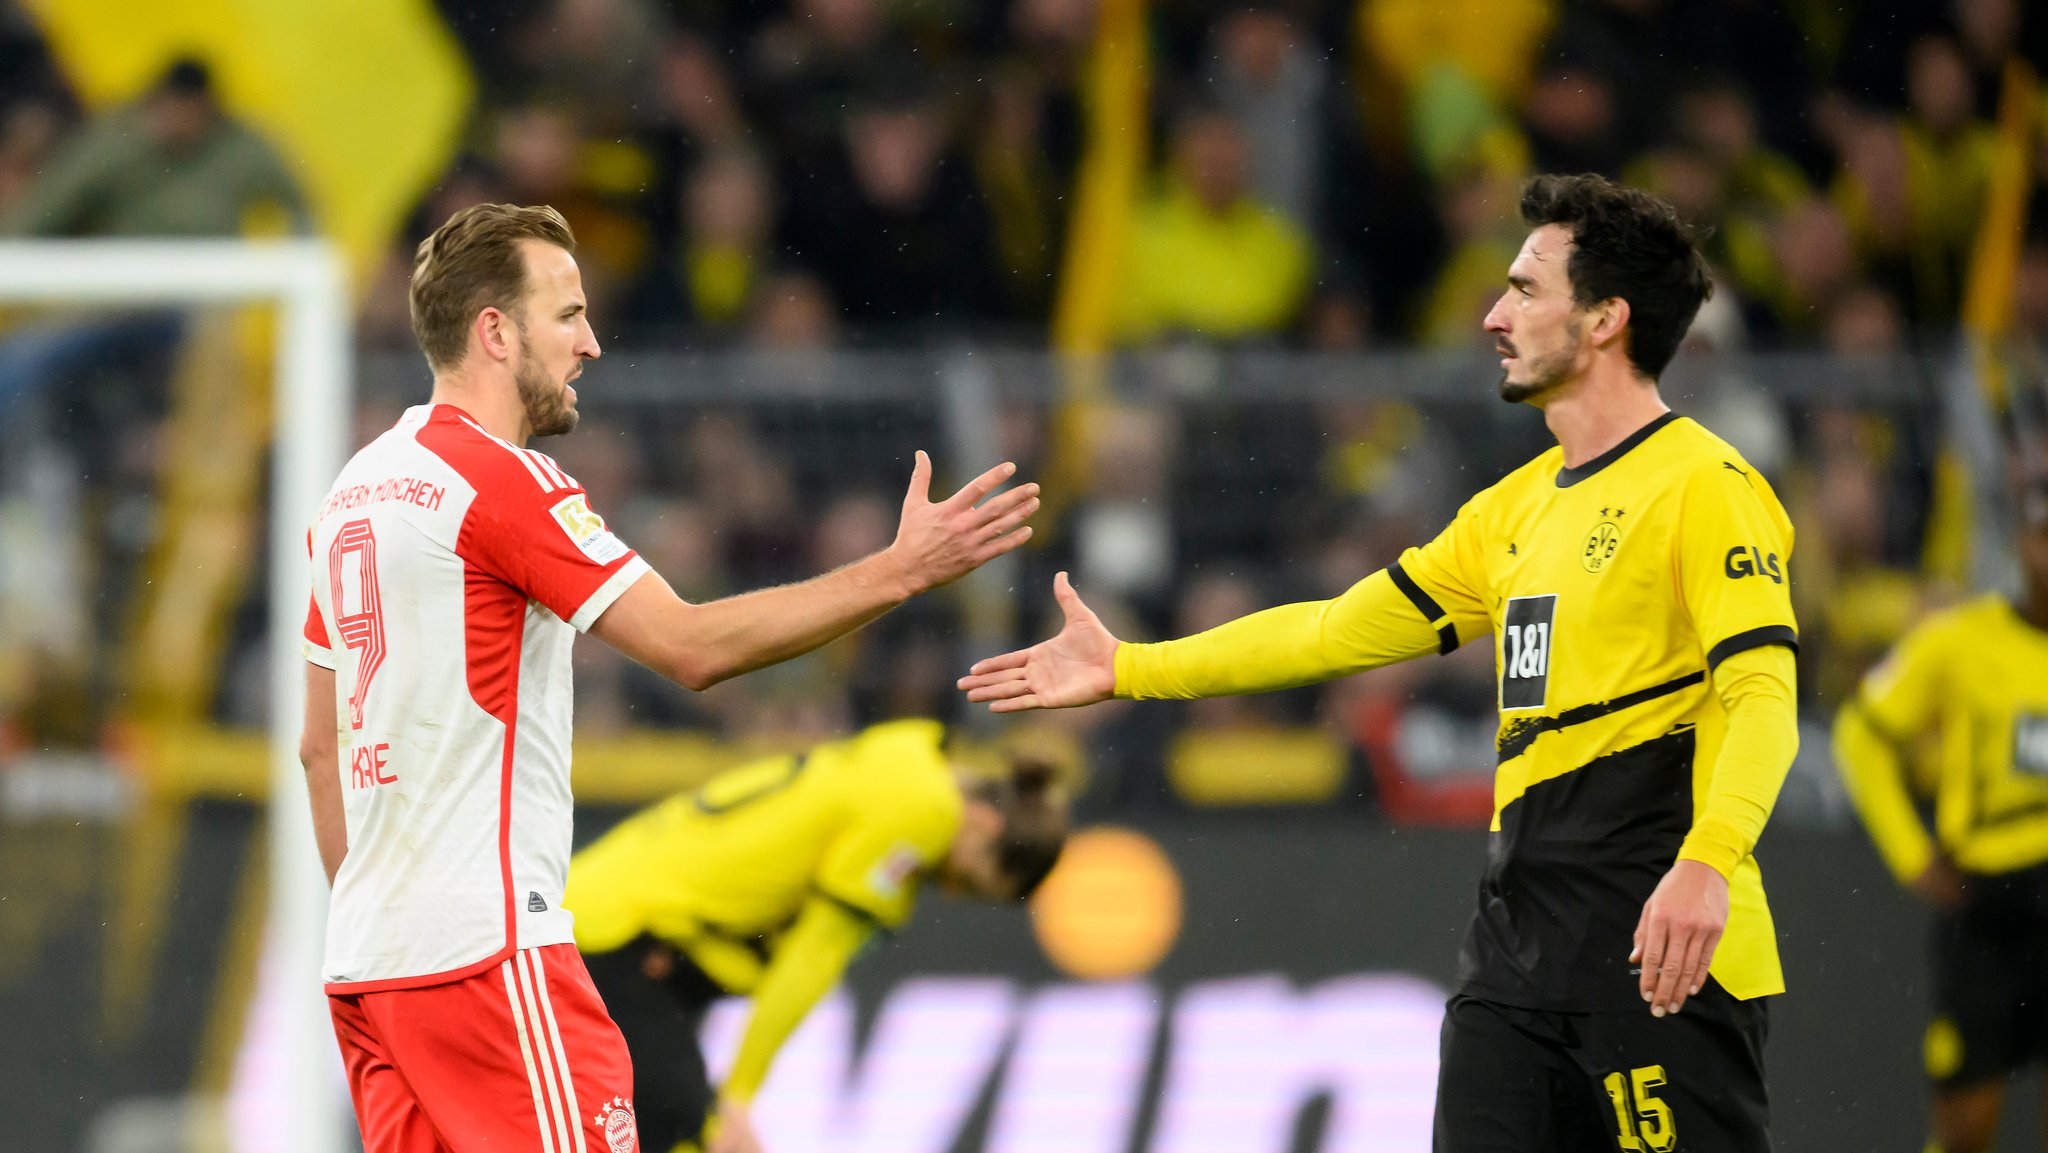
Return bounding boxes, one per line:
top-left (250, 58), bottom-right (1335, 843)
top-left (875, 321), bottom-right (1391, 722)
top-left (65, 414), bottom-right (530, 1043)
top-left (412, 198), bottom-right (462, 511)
top-left (4, 0), bottom-right (2048, 1150)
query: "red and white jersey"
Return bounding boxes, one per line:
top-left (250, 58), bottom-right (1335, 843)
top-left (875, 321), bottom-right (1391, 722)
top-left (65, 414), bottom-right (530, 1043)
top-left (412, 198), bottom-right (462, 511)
top-left (303, 404), bottom-right (649, 992)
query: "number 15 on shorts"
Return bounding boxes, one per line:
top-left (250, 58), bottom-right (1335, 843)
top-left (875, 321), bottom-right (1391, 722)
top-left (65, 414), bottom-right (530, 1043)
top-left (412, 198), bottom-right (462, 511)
top-left (1604, 1064), bottom-right (1676, 1152)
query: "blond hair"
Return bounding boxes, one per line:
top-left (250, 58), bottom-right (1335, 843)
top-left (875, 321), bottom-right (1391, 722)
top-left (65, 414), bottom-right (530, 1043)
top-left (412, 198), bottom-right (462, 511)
top-left (409, 203), bottom-right (576, 371)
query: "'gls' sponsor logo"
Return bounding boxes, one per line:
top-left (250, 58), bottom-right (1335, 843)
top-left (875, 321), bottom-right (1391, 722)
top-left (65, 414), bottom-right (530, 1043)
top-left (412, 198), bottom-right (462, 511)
top-left (1723, 546), bottom-right (1784, 584)
top-left (1500, 595), bottom-right (1556, 711)
top-left (701, 974), bottom-right (1445, 1153)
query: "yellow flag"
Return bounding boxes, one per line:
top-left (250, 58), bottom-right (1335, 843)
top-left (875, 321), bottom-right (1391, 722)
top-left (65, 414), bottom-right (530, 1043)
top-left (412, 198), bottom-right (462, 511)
top-left (24, 0), bottom-right (473, 285)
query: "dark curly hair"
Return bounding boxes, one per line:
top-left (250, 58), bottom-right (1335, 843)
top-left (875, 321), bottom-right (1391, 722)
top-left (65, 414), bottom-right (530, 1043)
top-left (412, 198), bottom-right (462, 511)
top-left (1519, 173), bottom-right (1712, 380)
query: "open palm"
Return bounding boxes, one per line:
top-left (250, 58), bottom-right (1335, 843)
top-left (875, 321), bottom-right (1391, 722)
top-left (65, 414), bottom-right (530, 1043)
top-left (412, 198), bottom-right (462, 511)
top-left (958, 572), bottom-right (1120, 712)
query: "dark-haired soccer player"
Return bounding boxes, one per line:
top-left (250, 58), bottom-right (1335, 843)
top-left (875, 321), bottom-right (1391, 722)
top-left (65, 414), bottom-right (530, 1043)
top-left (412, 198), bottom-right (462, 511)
top-left (1835, 470), bottom-right (2048, 1153)
top-left (962, 173), bottom-right (1798, 1151)
top-left (565, 720), bottom-right (1067, 1153)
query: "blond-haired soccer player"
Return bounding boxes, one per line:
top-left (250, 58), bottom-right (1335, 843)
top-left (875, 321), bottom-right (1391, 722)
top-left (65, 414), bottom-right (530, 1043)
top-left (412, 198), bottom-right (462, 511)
top-left (1835, 471), bottom-right (2048, 1153)
top-left (300, 204), bottom-right (1038, 1153)
top-left (565, 719), bottom-right (1067, 1153)
top-left (963, 174), bottom-right (1798, 1151)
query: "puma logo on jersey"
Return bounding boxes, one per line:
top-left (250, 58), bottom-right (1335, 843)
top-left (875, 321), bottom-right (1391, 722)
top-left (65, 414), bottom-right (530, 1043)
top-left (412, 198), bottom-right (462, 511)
top-left (1722, 460), bottom-right (1751, 481)
top-left (1723, 546), bottom-right (1783, 583)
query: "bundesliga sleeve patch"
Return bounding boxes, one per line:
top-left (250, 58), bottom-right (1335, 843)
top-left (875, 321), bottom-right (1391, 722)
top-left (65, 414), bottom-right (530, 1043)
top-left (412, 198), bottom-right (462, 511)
top-left (866, 843), bottom-right (925, 901)
top-left (549, 494), bottom-right (630, 565)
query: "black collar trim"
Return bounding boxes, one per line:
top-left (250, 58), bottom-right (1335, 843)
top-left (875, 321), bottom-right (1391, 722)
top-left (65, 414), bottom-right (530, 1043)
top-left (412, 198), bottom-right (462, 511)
top-left (1555, 411), bottom-right (1681, 488)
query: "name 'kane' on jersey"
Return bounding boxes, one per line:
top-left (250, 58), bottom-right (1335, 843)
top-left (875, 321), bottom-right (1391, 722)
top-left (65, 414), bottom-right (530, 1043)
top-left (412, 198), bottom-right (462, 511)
top-left (1392, 413), bottom-right (1797, 1011)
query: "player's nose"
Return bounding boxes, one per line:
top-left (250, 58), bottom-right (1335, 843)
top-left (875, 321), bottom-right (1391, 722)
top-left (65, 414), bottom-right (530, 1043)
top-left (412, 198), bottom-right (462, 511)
top-left (1483, 296), bottom-right (1510, 333)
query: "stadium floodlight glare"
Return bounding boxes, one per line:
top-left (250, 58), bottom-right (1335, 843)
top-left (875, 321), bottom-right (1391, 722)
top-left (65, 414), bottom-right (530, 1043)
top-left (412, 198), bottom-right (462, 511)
top-left (0, 239), bottom-right (349, 1153)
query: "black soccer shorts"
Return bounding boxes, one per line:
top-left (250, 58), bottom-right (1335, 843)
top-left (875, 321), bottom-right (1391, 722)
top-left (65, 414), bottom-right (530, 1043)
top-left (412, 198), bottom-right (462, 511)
top-left (1433, 982), bottom-right (1772, 1152)
top-left (582, 937), bottom-right (723, 1153)
top-left (1927, 899), bottom-right (2048, 1091)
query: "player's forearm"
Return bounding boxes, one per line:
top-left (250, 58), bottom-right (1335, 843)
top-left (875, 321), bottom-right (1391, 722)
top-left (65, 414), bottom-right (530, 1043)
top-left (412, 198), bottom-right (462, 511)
top-left (1832, 702), bottom-right (1937, 883)
top-left (299, 664), bottom-right (346, 885)
top-left (1676, 645), bottom-right (1798, 879)
top-left (1115, 568), bottom-right (1443, 700)
top-left (722, 898), bottom-right (872, 1103)
top-left (634, 553), bottom-right (915, 691)
top-left (305, 760), bottom-right (347, 885)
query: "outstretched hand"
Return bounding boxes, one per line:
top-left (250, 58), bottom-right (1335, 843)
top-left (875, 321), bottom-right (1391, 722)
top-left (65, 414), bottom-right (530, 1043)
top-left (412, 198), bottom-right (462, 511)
top-left (890, 451), bottom-right (1038, 593)
top-left (958, 572), bottom-right (1120, 712)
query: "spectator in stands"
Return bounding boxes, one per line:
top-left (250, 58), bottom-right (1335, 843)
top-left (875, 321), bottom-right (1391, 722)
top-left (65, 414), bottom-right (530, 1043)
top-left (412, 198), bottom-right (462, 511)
top-left (1519, 62), bottom-right (1625, 177)
top-left (970, 61), bottom-right (1068, 326)
top-left (1415, 154), bottom-right (1527, 347)
top-left (1757, 196), bottom-right (1862, 338)
top-left (747, 0), bottom-right (897, 182)
top-left (493, 102), bottom-right (651, 327)
top-left (3, 57), bottom-right (303, 237)
top-left (1665, 78), bottom-right (1812, 324)
top-left (640, 29), bottom-right (751, 259)
top-left (1953, 0), bottom-right (2022, 118)
top-left (777, 74), bottom-right (999, 335)
top-left (747, 270), bottom-right (842, 350)
top-left (670, 149), bottom-right (777, 337)
top-left (1206, 4), bottom-right (1327, 232)
top-left (1832, 36), bottom-right (1997, 327)
top-left (0, 4), bottom-right (70, 224)
top-left (1112, 106), bottom-right (1311, 344)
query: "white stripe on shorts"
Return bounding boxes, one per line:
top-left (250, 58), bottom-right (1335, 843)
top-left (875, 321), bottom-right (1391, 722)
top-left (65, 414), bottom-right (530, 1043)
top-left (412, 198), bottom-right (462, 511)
top-left (525, 948), bottom-right (589, 1153)
top-left (502, 957), bottom-right (559, 1153)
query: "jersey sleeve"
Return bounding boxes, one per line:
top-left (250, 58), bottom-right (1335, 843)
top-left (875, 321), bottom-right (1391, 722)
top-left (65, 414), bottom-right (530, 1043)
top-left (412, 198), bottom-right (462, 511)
top-left (1386, 493), bottom-right (1495, 653)
top-left (1115, 568), bottom-right (1446, 699)
top-left (1853, 617), bottom-right (1946, 740)
top-left (1835, 618), bottom-right (1948, 883)
top-left (462, 480), bottom-right (650, 632)
top-left (814, 760), bottom-right (962, 930)
top-left (303, 592), bottom-right (337, 669)
top-left (1675, 461), bottom-right (1799, 669)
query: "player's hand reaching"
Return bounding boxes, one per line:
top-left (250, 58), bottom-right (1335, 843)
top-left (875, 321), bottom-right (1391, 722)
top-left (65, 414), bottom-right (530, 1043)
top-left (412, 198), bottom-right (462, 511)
top-left (958, 571), bottom-right (1119, 711)
top-left (1908, 854), bottom-right (1966, 909)
top-left (1631, 858), bottom-right (1729, 1018)
top-left (888, 451), bottom-right (1038, 593)
top-left (707, 1095), bottom-right (764, 1153)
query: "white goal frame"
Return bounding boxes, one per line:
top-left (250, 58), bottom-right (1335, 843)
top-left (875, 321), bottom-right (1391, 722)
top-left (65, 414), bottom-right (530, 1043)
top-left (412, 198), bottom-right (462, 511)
top-left (0, 239), bottom-right (349, 1153)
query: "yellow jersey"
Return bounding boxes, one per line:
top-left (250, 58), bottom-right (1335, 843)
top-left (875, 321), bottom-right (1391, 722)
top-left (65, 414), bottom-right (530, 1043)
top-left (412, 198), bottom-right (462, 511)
top-left (565, 720), bottom-right (964, 993)
top-left (1838, 595), bottom-right (2048, 886)
top-left (1395, 413), bottom-right (1797, 1009)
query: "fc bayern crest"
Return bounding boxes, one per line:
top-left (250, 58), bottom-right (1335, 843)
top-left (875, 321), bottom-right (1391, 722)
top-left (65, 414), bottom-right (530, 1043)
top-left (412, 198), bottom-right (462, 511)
top-left (595, 1096), bottom-right (638, 1153)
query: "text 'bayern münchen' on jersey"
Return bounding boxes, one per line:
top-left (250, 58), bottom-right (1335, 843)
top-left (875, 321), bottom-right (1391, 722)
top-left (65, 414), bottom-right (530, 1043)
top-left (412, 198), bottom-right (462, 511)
top-left (304, 404), bottom-right (648, 992)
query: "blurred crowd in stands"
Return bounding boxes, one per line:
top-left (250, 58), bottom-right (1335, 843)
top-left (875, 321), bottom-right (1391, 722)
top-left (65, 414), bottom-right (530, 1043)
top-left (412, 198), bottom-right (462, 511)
top-left (7, 0), bottom-right (2048, 351)
top-left (4, 0), bottom-right (2048, 819)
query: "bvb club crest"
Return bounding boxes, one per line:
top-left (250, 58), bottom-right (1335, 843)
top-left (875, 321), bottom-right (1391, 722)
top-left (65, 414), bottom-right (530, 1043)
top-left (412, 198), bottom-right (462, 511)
top-left (1582, 520), bottom-right (1621, 573)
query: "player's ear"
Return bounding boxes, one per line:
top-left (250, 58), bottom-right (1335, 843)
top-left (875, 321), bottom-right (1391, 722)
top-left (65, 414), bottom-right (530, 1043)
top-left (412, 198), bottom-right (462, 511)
top-left (1591, 296), bottom-right (1630, 348)
top-left (475, 305), bottom-right (516, 363)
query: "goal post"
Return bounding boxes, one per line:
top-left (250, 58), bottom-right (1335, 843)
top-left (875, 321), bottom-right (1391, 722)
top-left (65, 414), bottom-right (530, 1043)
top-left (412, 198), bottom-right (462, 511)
top-left (0, 239), bottom-right (351, 1153)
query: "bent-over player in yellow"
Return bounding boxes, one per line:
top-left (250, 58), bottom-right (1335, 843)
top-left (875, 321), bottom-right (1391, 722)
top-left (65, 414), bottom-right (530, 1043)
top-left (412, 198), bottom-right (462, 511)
top-left (962, 174), bottom-right (1799, 1152)
top-left (564, 720), bottom-right (1067, 1153)
top-left (1835, 478), bottom-right (2048, 1153)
